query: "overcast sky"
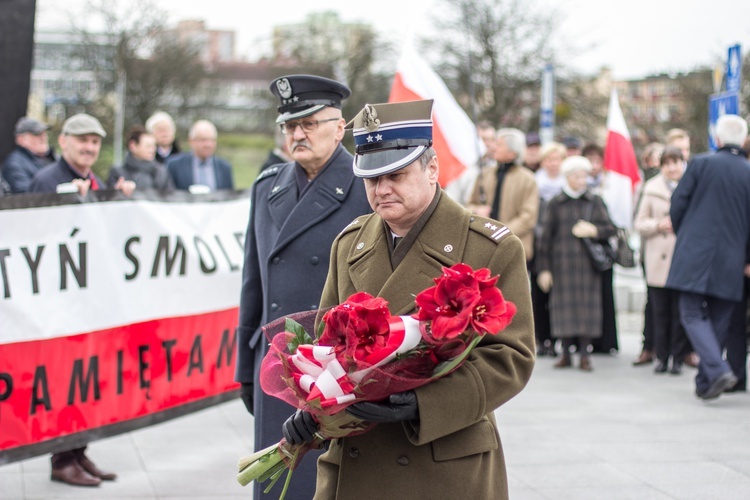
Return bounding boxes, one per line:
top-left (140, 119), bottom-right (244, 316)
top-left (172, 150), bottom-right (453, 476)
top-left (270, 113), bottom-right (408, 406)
top-left (36, 0), bottom-right (750, 80)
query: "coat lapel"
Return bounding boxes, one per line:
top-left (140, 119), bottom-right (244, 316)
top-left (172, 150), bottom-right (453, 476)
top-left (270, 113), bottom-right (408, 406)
top-left (182, 155), bottom-right (196, 187)
top-left (272, 147), bottom-right (356, 253)
top-left (266, 164), bottom-right (298, 231)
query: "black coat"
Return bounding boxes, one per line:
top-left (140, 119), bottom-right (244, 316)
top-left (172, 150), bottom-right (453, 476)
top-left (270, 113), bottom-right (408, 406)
top-left (259, 149), bottom-right (288, 173)
top-left (1, 146), bottom-right (56, 193)
top-left (154, 140), bottom-right (180, 164)
top-left (28, 158), bottom-right (103, 194)
top-left (235, 144), bottom-right (371, 498)
top-left (667, 146), bottom-right (750, 302)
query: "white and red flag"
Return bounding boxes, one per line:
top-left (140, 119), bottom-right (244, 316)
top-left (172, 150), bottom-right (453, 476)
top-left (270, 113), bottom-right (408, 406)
top-left (603, 88), bottom-right (641, 190)
top-left (388, 45), bottom-right (482, 191)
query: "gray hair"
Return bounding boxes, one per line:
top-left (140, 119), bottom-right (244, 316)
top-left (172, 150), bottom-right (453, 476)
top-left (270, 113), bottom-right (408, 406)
top-left (716, 114), bottom-right (748, 147)
top-left (145, 111), bottom-right (176, 134)
top-left (189, 119), bottom-right (218, 140)
top-left (419, 147), bottom-right (437, 169)
top-left (497, 128), bottom-right (526, 166)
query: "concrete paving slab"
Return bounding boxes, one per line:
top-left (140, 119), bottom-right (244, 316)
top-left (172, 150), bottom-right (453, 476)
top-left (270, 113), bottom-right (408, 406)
top-left (2, 310), bottom-right (749, 499)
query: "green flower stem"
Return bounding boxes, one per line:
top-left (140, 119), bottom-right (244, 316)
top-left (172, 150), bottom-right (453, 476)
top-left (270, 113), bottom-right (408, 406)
top-left (433, 335), bottom-right (483, 377)
top-left (236, 444), bottom-right (284, 486)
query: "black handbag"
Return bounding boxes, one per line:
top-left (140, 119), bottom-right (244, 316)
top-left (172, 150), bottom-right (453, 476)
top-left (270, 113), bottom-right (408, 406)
top-left (582, 237), bottom-right (615, 272)
top-left (581, 200), bottom-right (616, 272)
top-left (614, 228), bottom-right (636, 268)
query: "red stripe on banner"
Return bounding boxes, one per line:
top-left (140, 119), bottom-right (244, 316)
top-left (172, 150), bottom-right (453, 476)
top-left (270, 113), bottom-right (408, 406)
top-left (0, 308), bottom-right (240, 452)
top-left (389, 73), bottom-right (467, 188)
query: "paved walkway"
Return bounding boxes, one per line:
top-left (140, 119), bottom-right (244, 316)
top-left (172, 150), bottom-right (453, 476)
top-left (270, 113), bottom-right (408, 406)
top-left (3, 310), bottom-right (750, 499)
top-left (504, 312), bottom-right (750, 500)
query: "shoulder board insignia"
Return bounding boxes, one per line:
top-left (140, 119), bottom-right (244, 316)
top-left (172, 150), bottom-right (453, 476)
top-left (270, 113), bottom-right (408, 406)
top-left (470, 216), bottom-right (511, 243)
top-left (256, 165), bottom-right (281, 182)
top-left (340, 214), bottom-right (371, 235)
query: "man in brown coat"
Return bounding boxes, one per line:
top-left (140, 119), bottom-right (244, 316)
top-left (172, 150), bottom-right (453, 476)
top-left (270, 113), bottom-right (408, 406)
top-left (467, 127), bottom-right (539, 262)
top-left (282, 100), bottom-right (535, 499)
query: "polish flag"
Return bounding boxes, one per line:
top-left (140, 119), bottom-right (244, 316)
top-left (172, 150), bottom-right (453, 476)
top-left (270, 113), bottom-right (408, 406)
top-left (603, 88), bottom-right (641, 190)
top-left (389, 45), bottom-right (482, 189)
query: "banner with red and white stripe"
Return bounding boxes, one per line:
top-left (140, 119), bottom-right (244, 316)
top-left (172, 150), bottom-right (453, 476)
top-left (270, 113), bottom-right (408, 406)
top-left (388, 44), bottom-right (483, 193)
top-left (0, 192), bottom-right (249, 463)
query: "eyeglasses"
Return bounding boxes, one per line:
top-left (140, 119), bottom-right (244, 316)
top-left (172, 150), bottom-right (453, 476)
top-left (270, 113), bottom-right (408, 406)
top-left (280, 118), bottom-right (339, 135)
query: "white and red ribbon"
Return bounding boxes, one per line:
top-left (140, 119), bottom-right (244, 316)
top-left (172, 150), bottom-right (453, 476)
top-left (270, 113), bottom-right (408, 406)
top-left (290, 316), bottom-right (422, 408)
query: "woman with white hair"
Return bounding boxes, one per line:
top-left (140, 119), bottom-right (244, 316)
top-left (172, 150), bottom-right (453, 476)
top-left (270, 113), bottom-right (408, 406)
top-left (146, 111), bottom-right (181, 164)
top-left (536, 156), bottom-right (617, 371)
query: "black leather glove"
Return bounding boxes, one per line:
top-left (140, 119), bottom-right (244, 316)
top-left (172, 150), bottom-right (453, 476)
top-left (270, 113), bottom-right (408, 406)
top-left (282, 410), bottom-right (319, 445)
top-left (345, 391), bottom-right (419, 423)
top-left (239, 383), bottom-right (254, 415)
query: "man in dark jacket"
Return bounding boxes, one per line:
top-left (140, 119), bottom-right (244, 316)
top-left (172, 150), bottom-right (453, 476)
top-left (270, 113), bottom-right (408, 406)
top-left (29, 114), bottom-right (135, 197)
top-left (25, 112), bottom-right (120, 486)
top-left (1, 117), bottom-right (56, 193)
top-left (235, 74), bottom-right (371, 499)
top-left (666, 114), bottom-right (750, 400)
top-left (166, 120), bottom-right (234, 191)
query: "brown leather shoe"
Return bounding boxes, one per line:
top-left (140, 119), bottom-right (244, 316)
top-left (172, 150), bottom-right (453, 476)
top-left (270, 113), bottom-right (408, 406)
top-left (684, 352), bottom-right (700, 368)
top-left (51, 461), bottom-right (101, 487)
top-left (579, 356), bottom-right (593, 372)
top-left (553, 354), bottom-right (572, 368)
top-left (75, 451), bottom-right (117, 481)
top-left (632, 350), bottom-right (654, 366)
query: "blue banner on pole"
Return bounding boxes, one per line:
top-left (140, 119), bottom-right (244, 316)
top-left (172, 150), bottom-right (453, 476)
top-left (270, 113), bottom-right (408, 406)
top-left (726, 44), bottom-right (742, 93)
top-left (708, 91), bottom-right (740, 151)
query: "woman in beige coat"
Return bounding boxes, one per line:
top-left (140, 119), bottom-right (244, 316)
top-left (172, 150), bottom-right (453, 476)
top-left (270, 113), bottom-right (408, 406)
top-left (634, 147), bottom-right (691, 374)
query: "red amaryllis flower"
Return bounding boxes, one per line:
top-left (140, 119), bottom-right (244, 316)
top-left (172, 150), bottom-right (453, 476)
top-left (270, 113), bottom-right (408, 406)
top-left (413, 263), bottom-right (514, 340)
top-left (469, 286), bottom-right (517, 335)
top-left (413, 266), bottom-right (480, 339)
top-left (319, 292), bottom-right (392, 367)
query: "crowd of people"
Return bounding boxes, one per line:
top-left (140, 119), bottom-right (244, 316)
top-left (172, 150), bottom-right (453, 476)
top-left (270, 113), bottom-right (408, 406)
top-left (461, 120), bottom-right (750, 385)
top-left (0, 111), bottom-right (235, 200)
top-left (3, 71), bottom-right (750, 499)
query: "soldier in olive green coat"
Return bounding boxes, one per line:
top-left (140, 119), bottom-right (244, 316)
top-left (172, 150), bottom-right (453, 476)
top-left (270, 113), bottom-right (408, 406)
top-left (282, 100), bottom-right (535, 499)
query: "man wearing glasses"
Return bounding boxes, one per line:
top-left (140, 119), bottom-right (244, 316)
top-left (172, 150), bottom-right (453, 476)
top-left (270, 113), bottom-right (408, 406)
top-left (235, 74), bottom-right (371, 499)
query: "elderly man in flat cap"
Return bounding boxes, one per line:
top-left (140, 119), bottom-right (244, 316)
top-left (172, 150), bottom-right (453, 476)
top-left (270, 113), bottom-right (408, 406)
top-left (1, 117), bottom-right (56, 193)
top-left (26, 113), bottom-right (129, 487)
top-left (235, 74), bottom-right (371, 499)
top-left (281, 100), bottom-right (535, 499)
top-left (29, 113), bottom-right (134, 197)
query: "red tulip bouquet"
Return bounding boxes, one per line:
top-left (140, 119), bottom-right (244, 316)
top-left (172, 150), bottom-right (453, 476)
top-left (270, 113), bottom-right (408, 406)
top-left (236, 263), bottom-right (516, 498)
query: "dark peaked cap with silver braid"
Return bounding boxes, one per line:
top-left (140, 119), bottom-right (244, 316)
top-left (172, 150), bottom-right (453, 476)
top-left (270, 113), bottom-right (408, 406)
top-left (269, 74), bottom-right (351, 124)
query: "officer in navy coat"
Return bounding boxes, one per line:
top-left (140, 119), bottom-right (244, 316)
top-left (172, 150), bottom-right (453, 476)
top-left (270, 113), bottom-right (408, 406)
top-left (235, 74), bottom-right (371, 499)
top-left (666, 114), bottom-right (750, 400)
